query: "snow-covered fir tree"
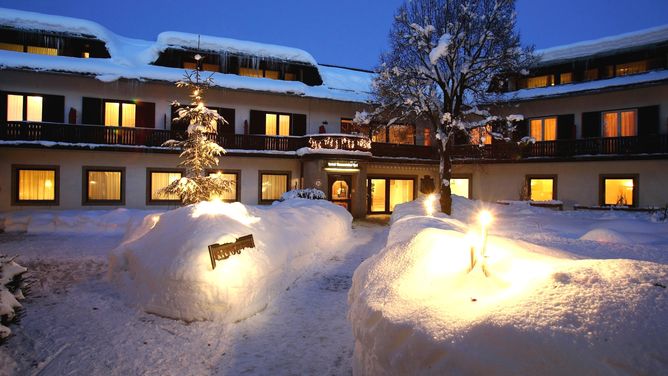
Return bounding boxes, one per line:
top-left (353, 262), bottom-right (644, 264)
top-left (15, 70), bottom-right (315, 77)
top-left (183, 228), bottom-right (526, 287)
top-left (358, 0), bottom-right (533, 214)
top-left (162, 56), bottom-right (233, 204)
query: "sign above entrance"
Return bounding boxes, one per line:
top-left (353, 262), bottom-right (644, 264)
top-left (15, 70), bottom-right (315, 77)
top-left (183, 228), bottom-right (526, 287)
top-left (324, 160), bottom-right (360, 172)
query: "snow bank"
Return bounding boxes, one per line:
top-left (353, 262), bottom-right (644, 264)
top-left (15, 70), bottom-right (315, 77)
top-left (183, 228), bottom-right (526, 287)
top-left (109, 199), bottom-right (352, 322)
top-left (0, 256), bottom-right (27, 339)
top-left (579, 228), bottom-right (632, 244)
top-left (0, 209), bottom-right (159, 235)
top-left (349, 196), bottom-right (668, 375)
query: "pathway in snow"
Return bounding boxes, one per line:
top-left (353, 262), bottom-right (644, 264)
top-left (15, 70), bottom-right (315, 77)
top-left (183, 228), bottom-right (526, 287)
top-left (0, 221), bottom-right (388, 375)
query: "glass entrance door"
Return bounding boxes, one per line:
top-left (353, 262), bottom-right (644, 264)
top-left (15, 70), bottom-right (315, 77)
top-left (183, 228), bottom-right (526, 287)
top-left (329, 175), bottom-right (352, 211)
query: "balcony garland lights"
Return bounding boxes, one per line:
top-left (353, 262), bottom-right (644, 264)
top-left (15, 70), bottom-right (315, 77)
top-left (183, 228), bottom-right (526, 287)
top-left (307, 136), bottom-right (371, 151)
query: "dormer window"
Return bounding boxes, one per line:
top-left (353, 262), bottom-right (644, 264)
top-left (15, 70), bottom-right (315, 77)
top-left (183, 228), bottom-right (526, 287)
top-left (615, 60), bottom-right (648, 76)
top-left (0, 28), bottom-right (110, 58)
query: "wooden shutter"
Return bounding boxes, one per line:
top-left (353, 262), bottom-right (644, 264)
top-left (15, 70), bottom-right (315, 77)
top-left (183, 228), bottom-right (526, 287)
top-left (291, 113), bottom-right (307, 136)
top-left (556, 114), bottom-right (575, 140)
top-left (82, 97), bottom-right (102, 125)
top-left (0, 91), bottom-right (7, 122)
top-left (249, 110), bottom-right (265, 134)
top-left (218, 107), bottom-right (235, 134)
top-left (581, 111), bottom-right (601, 138)
top-left (135, 101), bottom-right (155, 128)
top-left (513, 119), bottom-right (528, 141)
top-left (637, 105), bottom-right (659, 136)
top-left (42, 95), bottom-right (65, 123)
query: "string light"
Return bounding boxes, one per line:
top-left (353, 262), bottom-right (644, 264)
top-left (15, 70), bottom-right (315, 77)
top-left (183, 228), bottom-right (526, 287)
top-left (307, 136), bottom-right (371, 151)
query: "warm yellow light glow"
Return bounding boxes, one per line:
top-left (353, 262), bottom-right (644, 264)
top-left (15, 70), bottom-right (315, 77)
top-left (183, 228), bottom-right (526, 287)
top-left (44, 179), bottom-right (53, 189)
top-left (424, 194), bottom-right (436, 216)
top-left (191, 199), bottom-right (260, 225)
top-left (478, 210), bottom-right (493, 228)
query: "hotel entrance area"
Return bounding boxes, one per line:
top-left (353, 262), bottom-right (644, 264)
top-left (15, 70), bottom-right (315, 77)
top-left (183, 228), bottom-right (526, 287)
top-left (328, 175), bottom-right (352, 210)
top-left (367, 177), bottom-right (415, 214)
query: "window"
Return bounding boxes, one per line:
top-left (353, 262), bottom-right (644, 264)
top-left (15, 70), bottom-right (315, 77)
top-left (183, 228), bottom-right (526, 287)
top-left (526, 75), bottom-right (554, 88)
top-left (259, 172), bottom-right (290, 203)
top-left (601, 175), bottom-right (637, 207)
top-left (616, 61), bottom-right (647, 76)
top-left (423, 128), bottom-right (432, 146)
top-left (264, 113), bottom-right (291, 136)
top-left (183, 61), bottom-right (220, 72)
top-left (209, 170), bottom-right (240, 202)
top-left (584, 68), bottom-right (598, 81)
top-left (529, 117), bottom-right (557, 141)
top-left (602, 110), bottom-right (637, 137)
top-left (470, 125), bottom-right (492, 145)
top-left (527, 176), bottom-right (556, 202)
top-left (0, 42), bottom-right (57, 56)
top-left (560, 72), bottom-right (572, 84)
top-left (373, 124), bottom-right (416, 144)
top-left (6, 94), bottom-right (43, 122)
top-left (284, 72), bottom-right (297, 81)
top-left (104, 101), bottom-right (136, 127)
top-left (12, 165), bottom-right (59, 205)
top-left (450, 177), bottom-right (471, 199)
top-left (239, 67), bottom-right (280, 80)
top-left (83, 167), bottom-right (124, 204)
top-left (147, 169), bottom-right (182, 204)
top-left (368, 177), bottom-right (415, 213)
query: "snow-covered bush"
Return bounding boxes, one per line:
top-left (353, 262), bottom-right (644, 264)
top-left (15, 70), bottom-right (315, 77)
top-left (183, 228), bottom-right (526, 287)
top-left (1, 256), bottom-right (27, 339)
top-left (110, 199), bottom-right (351, 322)
top-left (349, 196), bottom-right (668, 375)
top-left (279, 188), bottom-right (326, 201)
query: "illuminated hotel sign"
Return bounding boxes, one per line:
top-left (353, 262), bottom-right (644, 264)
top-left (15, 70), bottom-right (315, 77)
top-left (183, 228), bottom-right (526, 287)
top-left (324, 160), bottom-right (360, 172)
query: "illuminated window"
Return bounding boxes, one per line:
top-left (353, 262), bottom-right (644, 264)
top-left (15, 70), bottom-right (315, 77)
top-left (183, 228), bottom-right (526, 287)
top-left (84, 168), bottom-right (124, 203)
top-left (369, 179), bottom-right (387, 212)
top-left (368, 177), bottom-right (415, 213)
top-left (284, 72), bottom-right (297, 81)
top-left (602, 177), bottom-right (636, 206)
top-left (423, 128), bottom-right (432, 146)
top-left (239, 67), bottom-right (264, 78)
top-left (529, 117), bottom-right (557, 141)
top-left (104, 101), bottom-right (136, 127)
top-left (260, 172), bottom-right (289, 203)
top-left (209, 171), bottom-right (239, 202)
top-left (450, 177), bottom-right (470, 199)
top-left (183, 61), bottom-right (219, 72)
top-left (602, 110), bottom-right (636, 137)
top-left (528, 177), bottom-right (555, 201)
top-left (264, 113), bottom-right (290, 136)
top-left (470, 125), bottom-right (492, 145)
top-left (26, 45), bottom-right (58, 56)
top-left (149, 170), bottom-right (182, 202)
top-left (264, 70), bottom-right (280, 79)
top-left (616, 61), bottom-right (647, 76)
top-left (6, 94), bottom-right (43, 122)
top-left (526, 75), bottom-right (553, 88)
top-left (388, 125), bottom-right (416, 145)
top-left (560, 72), bottom-right (572, 84)
top-left (83, 51), bottom-right (90, 58)
top-left (0, 42), bottom-right (23, 52)
top-left (12, 166), bottom-right (58, 204)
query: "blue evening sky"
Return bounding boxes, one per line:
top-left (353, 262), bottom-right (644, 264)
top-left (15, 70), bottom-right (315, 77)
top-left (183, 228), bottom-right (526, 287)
top-left (1, 0), bottom-right (667, 70)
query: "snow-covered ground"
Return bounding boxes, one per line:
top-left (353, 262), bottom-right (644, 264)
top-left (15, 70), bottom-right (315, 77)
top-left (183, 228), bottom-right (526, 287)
top-left (349, 197), bottom-right (668, 375)
top-left (0, 210), bottom-right (387, 375)
top-left (1, 197), bottom-right (668, 375)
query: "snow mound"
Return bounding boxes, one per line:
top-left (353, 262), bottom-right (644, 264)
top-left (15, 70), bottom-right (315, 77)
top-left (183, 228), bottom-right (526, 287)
top-left (580, 228), bottom-right (633, 244)
top-left (0, 209), bottom-right (158, 234)
top-left (109, 199), bottom-right (352, 322)
top-left (349, 197), bottom-right (668, 375)
top-left (280, 188), bottom-right (326, 201)
top-left (0, 256), bottom-right (27, 339)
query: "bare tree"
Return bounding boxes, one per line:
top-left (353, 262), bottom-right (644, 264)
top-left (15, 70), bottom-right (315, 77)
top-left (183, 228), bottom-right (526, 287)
top-left (359, 0), bottom-right (533, 214)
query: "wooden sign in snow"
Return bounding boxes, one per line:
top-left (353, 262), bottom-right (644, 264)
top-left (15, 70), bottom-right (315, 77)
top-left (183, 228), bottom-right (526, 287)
top-left (208, 234), bottom-right (255, 270)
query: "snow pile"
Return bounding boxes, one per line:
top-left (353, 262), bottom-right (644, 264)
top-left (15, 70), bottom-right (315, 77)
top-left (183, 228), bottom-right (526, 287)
top-left (280, 188), bottom-right (326, 201)
top-left (579, 228), bottom-right (632, 244)
top-left (109, 199), bottom-right (352, 322)
top-left (349, 196), bottom-right (668, 375)
top-left (0, 209), bottom-right (159, 235)
top-left (0, 256), bottom-right (27, 339)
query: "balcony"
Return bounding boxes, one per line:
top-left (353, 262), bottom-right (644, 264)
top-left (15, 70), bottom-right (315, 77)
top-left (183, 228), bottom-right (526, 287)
top-left (2, 121), bottom-right (666, 161)
top-left (451, 136), bottom-right (668, 160)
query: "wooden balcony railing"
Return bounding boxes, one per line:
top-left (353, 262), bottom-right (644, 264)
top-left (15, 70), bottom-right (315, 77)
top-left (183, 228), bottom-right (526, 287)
top-left (2, 121), bottom-right (667, 160)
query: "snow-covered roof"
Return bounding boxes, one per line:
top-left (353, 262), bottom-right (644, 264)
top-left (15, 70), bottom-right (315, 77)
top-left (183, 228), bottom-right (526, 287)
top-left (502, 69), bottom-right (668, 102)
top-left (536, 24), bottom-right (668, 65)
top-left (0, 8), bottom-right (373, 104)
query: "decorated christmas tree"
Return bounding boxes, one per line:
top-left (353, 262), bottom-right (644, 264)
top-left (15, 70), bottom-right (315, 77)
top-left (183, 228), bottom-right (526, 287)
top-left (162, 54), bottom-right (232, 204)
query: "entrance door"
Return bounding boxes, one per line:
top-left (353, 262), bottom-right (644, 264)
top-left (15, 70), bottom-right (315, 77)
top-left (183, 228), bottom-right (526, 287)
top-left (329, 175), bottom-right (352, 211)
